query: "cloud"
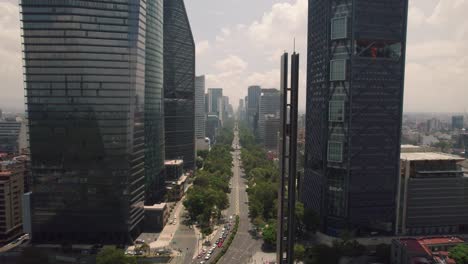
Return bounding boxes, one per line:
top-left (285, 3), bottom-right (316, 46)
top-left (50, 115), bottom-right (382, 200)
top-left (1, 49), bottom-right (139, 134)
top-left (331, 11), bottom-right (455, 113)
top-left (204, 0), bottom-right (308, 109)
top-left (214, 55), bottom-right (248, 74)
top-left (0, 1), bottom-right (24, 110)
top-left (2, 0), bottom-right (467, 113)
top-left (247, 0), bottom-right (307, 49)
top-left (404, 0), bottom-right (468, 112)
top-left (196, 40), bottom-right (210, 56)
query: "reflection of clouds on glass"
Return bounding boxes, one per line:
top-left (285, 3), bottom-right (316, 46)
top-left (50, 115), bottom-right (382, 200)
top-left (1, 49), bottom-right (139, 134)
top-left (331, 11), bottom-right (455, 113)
top-left (356, 40), bottom-right (402, 60)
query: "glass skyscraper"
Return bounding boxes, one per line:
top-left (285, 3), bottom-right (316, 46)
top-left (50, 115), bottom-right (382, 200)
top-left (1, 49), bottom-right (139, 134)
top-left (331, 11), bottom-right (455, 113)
top-left (195, 76), bottom-right (206, 140)
top-left (145, 0), bottom-right (166, 204)
top-left (208, 88), bottom-right (223, 114)
top-left (247, 85), bottom-right (261, 132)
top-left (20, 0), bottom-right (164, 243)
top-left (164, 0), bottom-right (196, 171)
top-left (303, 0), bottom-right (408, 236)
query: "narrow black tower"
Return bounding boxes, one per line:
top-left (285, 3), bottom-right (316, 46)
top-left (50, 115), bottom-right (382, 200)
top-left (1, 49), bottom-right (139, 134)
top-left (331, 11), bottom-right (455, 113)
top-left (277, 52), bottom-right (300, 264)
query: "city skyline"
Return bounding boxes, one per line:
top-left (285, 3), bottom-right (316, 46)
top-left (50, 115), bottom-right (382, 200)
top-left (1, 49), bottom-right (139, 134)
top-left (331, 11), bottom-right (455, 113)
top-left (0, 0), bottom-right (468, 262)
top-left (0, 0), bottom-right (467, 113)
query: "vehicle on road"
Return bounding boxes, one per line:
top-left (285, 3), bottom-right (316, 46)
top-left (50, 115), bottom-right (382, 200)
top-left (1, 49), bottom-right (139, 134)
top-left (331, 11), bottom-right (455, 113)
top-left (204, 253), bottom-right (211, 260)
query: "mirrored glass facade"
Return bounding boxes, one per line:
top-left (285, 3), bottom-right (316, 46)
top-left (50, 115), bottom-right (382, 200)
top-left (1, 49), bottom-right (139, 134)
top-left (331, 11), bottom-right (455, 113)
top-left (303, 0), bottom-right (408, 236)
top-left (20, 0), bottom-right (163, 243)
top-left (145, 0), bottom-right (165, 204)
top-left (163, 0), bottom-right (195, 171)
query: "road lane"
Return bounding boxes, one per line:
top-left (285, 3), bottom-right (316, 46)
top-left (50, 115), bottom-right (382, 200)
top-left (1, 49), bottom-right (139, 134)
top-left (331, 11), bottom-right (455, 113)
top-left (219, 127), bottom-right (263, 264)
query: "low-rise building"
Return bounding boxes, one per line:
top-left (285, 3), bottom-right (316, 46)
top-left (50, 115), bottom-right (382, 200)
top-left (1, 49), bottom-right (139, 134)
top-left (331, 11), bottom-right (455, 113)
top-left (0, 154), bottom-right (25, 245)
top-left (391, 236), bottom-right (463, 264)
top-left (143, 203), bottom-right (169, 232)
top-left (396, 146), bottom-right (468, 235)
top-left (196, 137), bottom-right (210, 151)
top-left (164, 160), bottom-right (189, 202)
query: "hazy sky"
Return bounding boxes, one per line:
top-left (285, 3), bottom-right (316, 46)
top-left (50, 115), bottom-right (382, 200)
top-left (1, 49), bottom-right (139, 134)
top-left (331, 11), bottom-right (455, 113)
top-left (0, 0), bottom-right (467, 112)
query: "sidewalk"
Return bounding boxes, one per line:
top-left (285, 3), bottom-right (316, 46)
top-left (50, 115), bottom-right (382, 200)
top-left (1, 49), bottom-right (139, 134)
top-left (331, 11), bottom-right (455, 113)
top-left (250, 251), bottom-right (276, 264)
top-left (149, 199), bottom-right (185, 249)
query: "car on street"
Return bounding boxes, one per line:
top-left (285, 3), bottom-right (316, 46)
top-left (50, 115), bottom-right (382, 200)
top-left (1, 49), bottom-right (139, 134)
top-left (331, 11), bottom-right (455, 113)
top-left (204, 254), bottom-right (211, 260)
top-left (218, 241), bottom-right (223, 248)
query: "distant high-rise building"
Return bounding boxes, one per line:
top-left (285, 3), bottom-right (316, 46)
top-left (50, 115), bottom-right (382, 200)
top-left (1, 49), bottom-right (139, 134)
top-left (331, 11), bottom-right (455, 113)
top-left (222, 96), bottom-right (231, 121)
top-left (208, 88), bottom-right (223, 114)
top-left (247, 85), bottom-right (262, 131)
top-left (205, 93), bottom-right (209, 114)
top-left (238, 99), bottom-right (245, 120)
top-left (164, 0), bottom-right (196, 171)
top-left (217, 96), bottom-right (225, 125)
top-left (426, 118), bottom-right (442, 132)
top-left (195, 76), bottom-right (206, 141)
top-left (0, 121), bottom-right (21, 154)
top-left (258, 89), bottom-right (280, 143)
top-left (264, 115), bottom-right (280, 150)
top-left (452, 115), bottom-right (464, 130)
top-left (21, 0), bottom-right (164, 243)
top-left (303, 0), bottom-right (409, 236)
top-left (206, 114), bottom-right (221, 144)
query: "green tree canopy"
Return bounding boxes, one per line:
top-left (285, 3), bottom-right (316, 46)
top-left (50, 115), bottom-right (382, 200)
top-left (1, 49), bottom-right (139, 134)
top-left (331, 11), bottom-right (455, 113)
top-left (96, 247), bottom-right (136, 264)
top-left (262, 222), bottom-right (277, 247)
top-left (294, 244), bottom-right (306, 262)
top-left (449, 244), bottom-right (468, 264)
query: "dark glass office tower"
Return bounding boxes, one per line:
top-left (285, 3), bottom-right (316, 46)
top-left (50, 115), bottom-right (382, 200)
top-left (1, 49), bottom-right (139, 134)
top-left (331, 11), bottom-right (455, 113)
top-left (303, 0), bottom-right (408, 236)
top-left (145, 0), bottom-right (166, 204)
top-left (20, 0), bottom-right (162, 243)
top-left (163, 0), bottom-right (195, 171)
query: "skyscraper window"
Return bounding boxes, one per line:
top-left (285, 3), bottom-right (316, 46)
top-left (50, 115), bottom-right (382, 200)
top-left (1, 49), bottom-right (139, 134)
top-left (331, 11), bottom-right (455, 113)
top-left (331, 17), bottom-right (347, 40)
top-left (330, 59), bottom-right (347, 81)
top-left (328, 141), bottom-right (343, 163)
